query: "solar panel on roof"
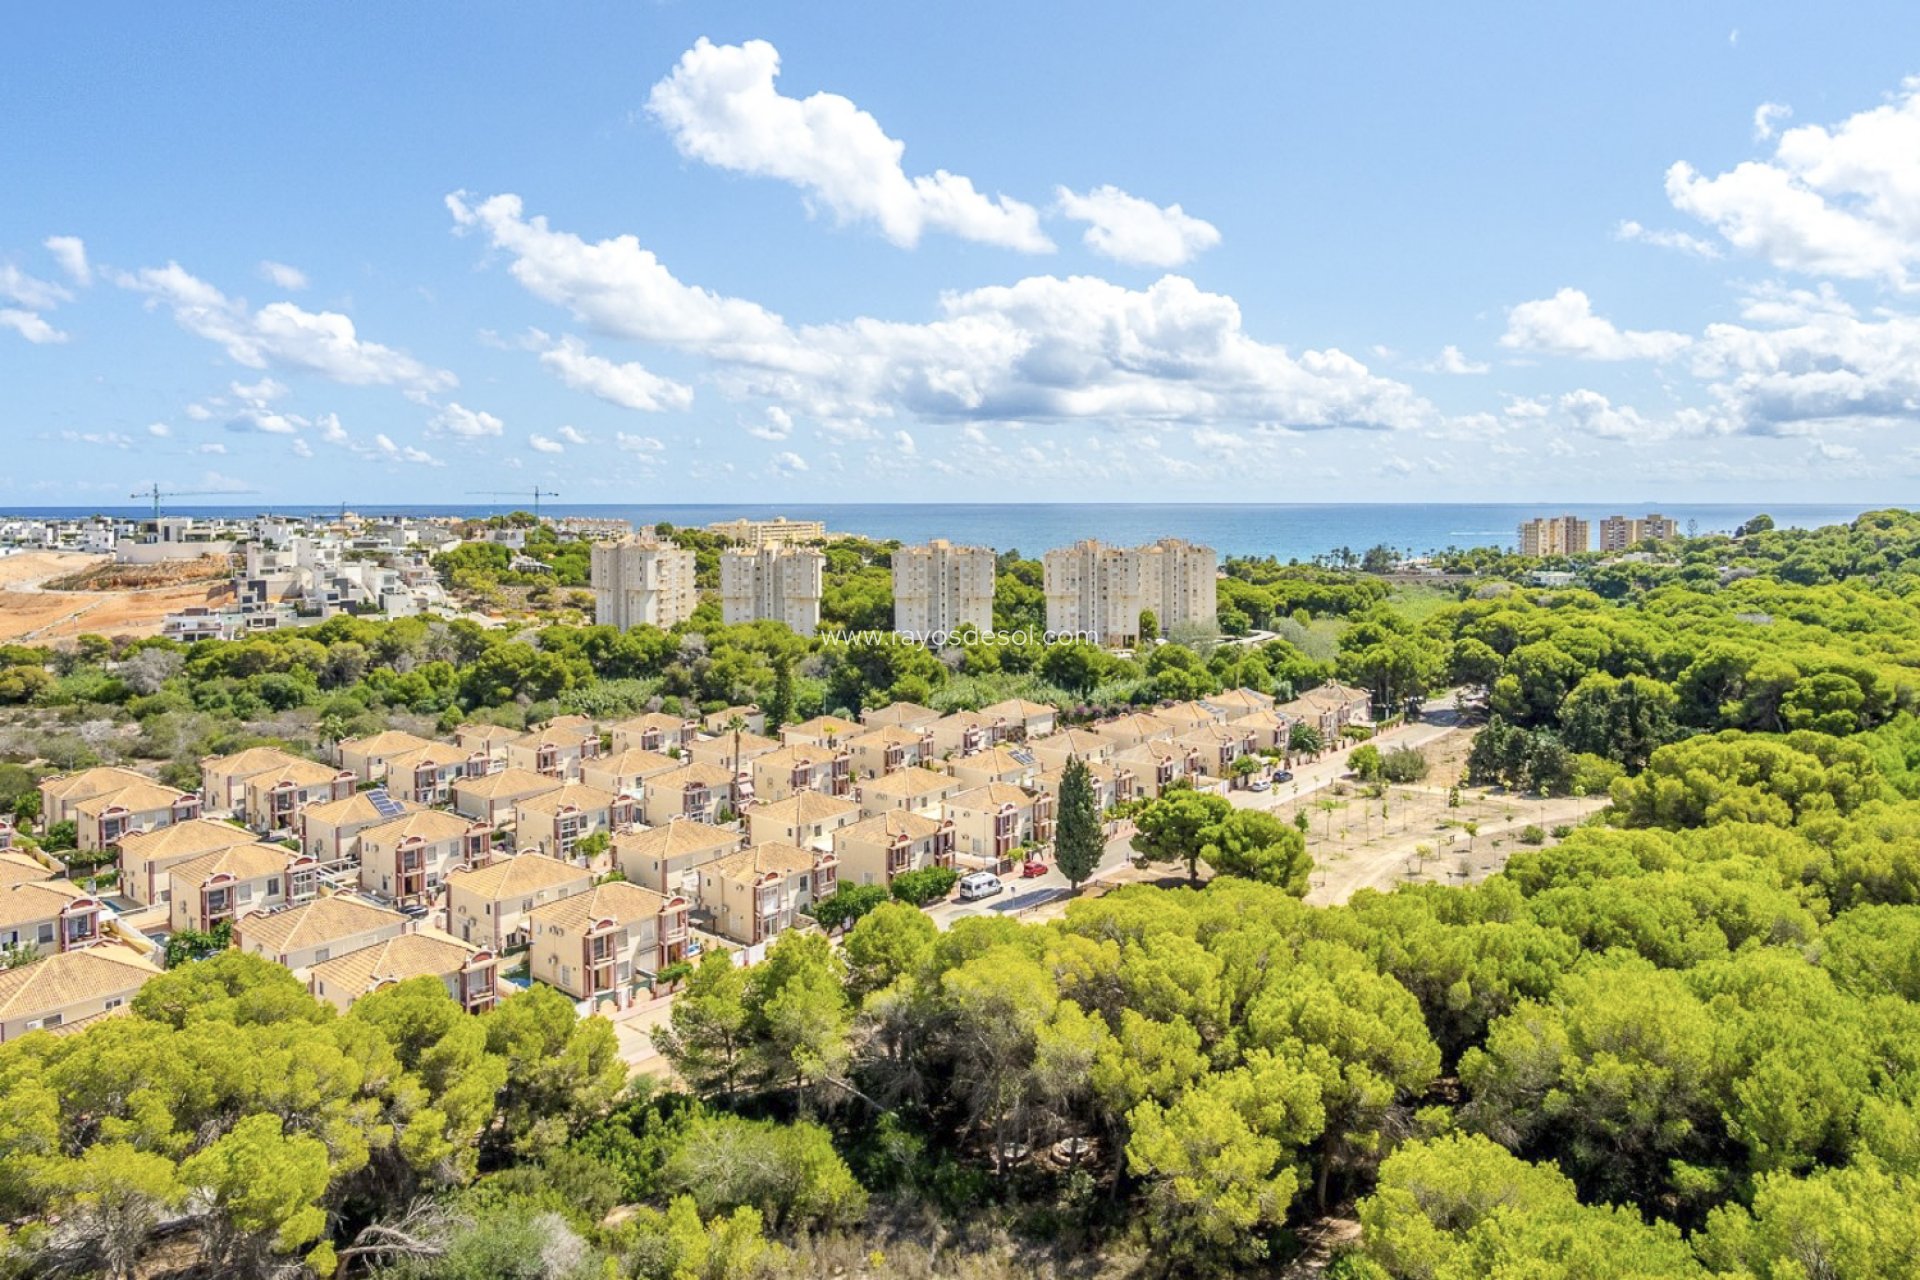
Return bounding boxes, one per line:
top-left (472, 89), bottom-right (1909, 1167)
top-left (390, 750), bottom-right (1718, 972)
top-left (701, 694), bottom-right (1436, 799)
top-left (1009, 748), bottom-right (1036, 767)
top-left (367, 788), bottom-right (405, 819)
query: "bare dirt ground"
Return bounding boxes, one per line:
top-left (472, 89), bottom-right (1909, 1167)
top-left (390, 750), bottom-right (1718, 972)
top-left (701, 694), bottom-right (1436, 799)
top-left (1271, 732), bottom-right (1611, 904)
top-left (0, 551), bottom-right (232, 642)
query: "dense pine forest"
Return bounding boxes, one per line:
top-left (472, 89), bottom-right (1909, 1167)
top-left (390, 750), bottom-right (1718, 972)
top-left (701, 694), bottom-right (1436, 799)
top-left (3, 512), bottom-right (1920, 1277)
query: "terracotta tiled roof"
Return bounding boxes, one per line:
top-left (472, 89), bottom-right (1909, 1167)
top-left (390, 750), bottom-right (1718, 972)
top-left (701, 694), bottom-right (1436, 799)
top-left (234, 895), bottom-right (407, 955)
top-left (0, 945), bottom-right (161, 1019)
top-left (527, 880), bottom-right (672, 934)
top-left (446, 853), bottom-right (589, 900)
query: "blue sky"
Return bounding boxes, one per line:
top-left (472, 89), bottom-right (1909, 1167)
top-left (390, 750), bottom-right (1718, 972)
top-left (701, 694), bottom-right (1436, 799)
top-left (6, 3), bottom-right (1920, 505)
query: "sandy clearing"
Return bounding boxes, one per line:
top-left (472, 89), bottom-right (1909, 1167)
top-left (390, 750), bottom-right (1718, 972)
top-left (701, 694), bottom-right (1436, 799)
top-left (0, 550), bottom-right (232, 642)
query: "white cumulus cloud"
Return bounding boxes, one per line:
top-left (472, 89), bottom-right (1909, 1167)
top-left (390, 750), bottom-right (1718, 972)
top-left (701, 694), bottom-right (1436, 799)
top-left (1500, 288), bottom-right (1691, 360)
top-left (1614, 220), bottom-right (1721, 258)
top-left (645, 38), bottom-right (1052, 253)
top-left (116, 261), bottom-right (455, 392)
top-left (147, 422), bottom-right (171, 438)
top-left (1053, 185), bottom-right (1220, 266)
top-left (429, 401), bottom-right (504, 438)
top-left (43, 236), bottom-right (90, 286)
top-left (557, 425), bottom-right (589, 445)
top-left (1667, 79), bottom-right (1920, 286)
top-left (1420, 345), bottom-right (1489, 375)
top-left (258, 260), bottom-right (310, 290)
top-left (528, 433), bottom-right (565, 454)
top-left (0, 309), bottom-right (67, 344)
top-left (450, 193), bottom-right (1437, 436)
top-left (1753, 101), bottom-right (1793, 142)
top-left (530, 331), bottom-right (693, 411)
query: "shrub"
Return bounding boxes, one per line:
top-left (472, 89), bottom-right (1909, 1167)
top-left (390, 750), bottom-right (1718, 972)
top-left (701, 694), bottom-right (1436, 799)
top-left (1549, 824), bottom-right (1574, 840)
top-left (889, 866), bottom-right (959, 907)
top-left (1380, 746), bottom-right (1430, 784)
top-left (1518, 824), bottom-right (1547, 845)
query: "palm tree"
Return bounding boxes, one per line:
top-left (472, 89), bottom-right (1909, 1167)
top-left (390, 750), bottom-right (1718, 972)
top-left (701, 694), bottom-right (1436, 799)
top-left (725, 713), bottom-right (747, 777)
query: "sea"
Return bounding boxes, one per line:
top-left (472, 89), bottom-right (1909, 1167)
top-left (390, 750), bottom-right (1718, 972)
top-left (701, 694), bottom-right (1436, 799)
top-left (6, 503), bottom-right (1893, 563)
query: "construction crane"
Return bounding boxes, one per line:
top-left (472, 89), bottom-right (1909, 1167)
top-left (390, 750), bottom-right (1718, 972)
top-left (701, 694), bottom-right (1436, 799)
top-left (466, 488), bottom-right (559, 520)
top-left (130, 483), bottom-right (259, 521)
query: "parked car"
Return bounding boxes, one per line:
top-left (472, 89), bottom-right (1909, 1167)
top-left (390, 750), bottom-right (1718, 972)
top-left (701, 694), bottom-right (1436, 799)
top-left (1248, 778), bottom-right (1271, 792)
top-left (1272, 769), bottom-right (1294, 783)
top-left (1020, 857), bottom-right (1049, 878)
top-left (958, 871), bottom-right (1004, 901)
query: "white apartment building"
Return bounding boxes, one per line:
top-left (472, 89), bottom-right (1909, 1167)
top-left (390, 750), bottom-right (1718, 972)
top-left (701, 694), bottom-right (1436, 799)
top-left (591, 532), bottom-right (698, 629)
top-left (1598, 513), bottom-right (1680, 552)
top-left (720, 546), bottom-right (825, 636)
top-left (1042, 538), bottom-right (1217, 645)
top-left (893, 539), bottom-right (996, 639)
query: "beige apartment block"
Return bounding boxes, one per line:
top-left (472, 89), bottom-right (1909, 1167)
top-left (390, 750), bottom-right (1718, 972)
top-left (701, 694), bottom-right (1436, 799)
top-left (240, 758), bottom-right (356, 838)
top-left (1028, 729), bottom-right (1116, 773)
top-left (855, 766), bottom-right (963, 819)
top-left (1042, 538), bottom-right (1218, 645)
top-left (38, 767), bottom-right (155, 827)
top-left (701, 704), bottom-right (765, 734)
top-left (1155, 700), bottom-right (1225, 732)
top-left (1203, 687), bottom-right (1277, 719)
top-left (334, 730), bottom-right (436, 784)
top-left (0, 879), bottom-right (104, 960)
top-left (944, 784), bottom-right (1057, 862)
top-left (892, 540), bottom-right (996, 639)
top-left (1036, 761), bottom-right (1136, 813)
top-left (639, 762), bottom-right (746, 826)
top-left (926, 710), bottom-right (1011, 759)
top-left (453, 724), bottom-right (523, 772)
top-left (746, 791), bottom-right (862, 851)
top-left (512, 783), bottom-right (636, 863)
top-left (614, 820), bottom-right (743, 894)
top-left (234, 895), bottom-right (413, 974)
top-left (607, 713), bottom-right (699, 756)
top-left (300, 790), bottom-right (416, 868)
top-left (696, 842), bottom-right (837, 947)
top-left (832, 811), bottom-right (955, 889)
top-left (529, 881), bottom-right (691, 1000)
top-left (167, 843), bottom-right (314, 935)
top-left (452, 768), bottom-right (563, 826)
top-left (70, 779), bottom-right (202, 856)
top-left (687, 730), bottom-right (782, 774)
top-left (1111, 739), bottom-right (1198, 797)
top-left (779, 714), bottom-right (862, 749)
top-left (309, 928), bottom-right (498, 1013)
top-left (947, 744), bottom-right (1042, 790)
top-left (199, 747), bottom-right (310, 814)
top-left (357, 810), bottom-right (491, 909)
top-left (752, 744), bottom-right (853, 804)
top-left (384, 741), bottom-right (487, 806)
top-left (706, 516), bottom-right (827, 548)
top-left (0, 944), bottom-right (161, 1042)
top-left (581, 747), bottom-right (683, 799)
top-left (843, 725), bottom-right (936, 779)
top-left (860, 701), bottom-right (940, 732)
top-left (1177, 724), bottom-right (1260, 779)
top-left (978, 698), bottom-right (1057, 740)
top-left (719, 545), bottom-right (825, 635)
top-left (1516, 515), bottom-right (1591, 556)
top-left (504, 721), bottom-right (603, 779)
top-left (446, 853), bottom-right (591, 950)
top-left (1092, 711), bottom-right (1182, 749)
top-left (1230, 708), bottom-right (1296, 753)
top-left (591, 532), bottom-right (698, 629)
top-left (118, 819), bottom-right (261, 907)
top-left (1278, 682), bottom-right (1374, 741)
top-left (1598, 513), bottom-right (1680, 552)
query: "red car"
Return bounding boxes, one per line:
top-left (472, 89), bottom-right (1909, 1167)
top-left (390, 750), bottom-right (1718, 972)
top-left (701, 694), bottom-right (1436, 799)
top-left (1020, 857), bottom-right (1049, 879)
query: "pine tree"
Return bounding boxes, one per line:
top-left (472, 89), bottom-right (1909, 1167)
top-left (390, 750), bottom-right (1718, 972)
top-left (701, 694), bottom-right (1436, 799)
top-left (1054, 755), bottom-right (1103, 892)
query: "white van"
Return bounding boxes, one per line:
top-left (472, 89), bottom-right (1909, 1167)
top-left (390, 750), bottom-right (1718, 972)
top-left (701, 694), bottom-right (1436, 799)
top-left (957, 871), bottom-right (1003, 902)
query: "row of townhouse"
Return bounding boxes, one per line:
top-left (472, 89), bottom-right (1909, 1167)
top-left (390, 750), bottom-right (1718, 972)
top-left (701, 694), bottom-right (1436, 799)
top-left (0, 844), bottom-right (159, 1042)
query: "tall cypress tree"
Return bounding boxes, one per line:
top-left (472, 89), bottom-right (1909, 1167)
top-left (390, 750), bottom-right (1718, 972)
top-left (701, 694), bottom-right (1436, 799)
top-left (1054, 755), bottom-right (1103, 892)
